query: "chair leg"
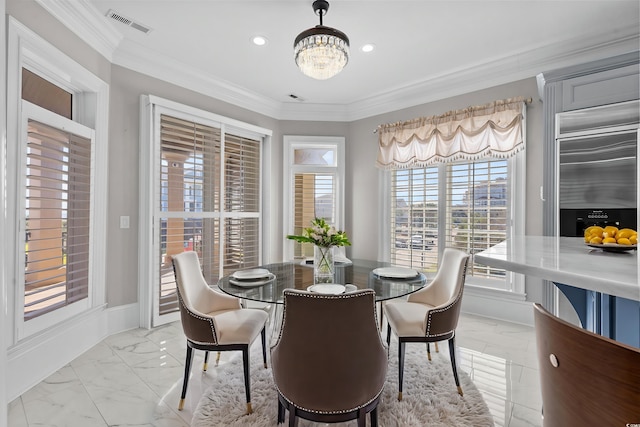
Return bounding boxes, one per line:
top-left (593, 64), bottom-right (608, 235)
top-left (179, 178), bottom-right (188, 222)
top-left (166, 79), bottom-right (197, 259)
top-left (448, 336), bottom-right (463, 396)
top-left (386, 324), bottom-right (391, 346)
top-left (398, 340), bottom-right (405, 401)
top-left (277, 398), bottom-right (285, 424)
top-left (242, 346), bottom-right (253, 414)
top-left (261, 326), bottom-right (268, 368)
top-left (179, 345), bottom-right (194, 410)
top-left (288, 407), bottom-right (298, 427)
top-left (426, 343), bottom-right (431, 361)
top-left (203, 351), bottom-right (209, 371)
top-left (357, 408), bottom-right (366, 427)
top-left (215, 351), bottom-right (221, 367)
top-left (371, 405), bottom-right (379, 427)
top-left (435, 341), bottom-right (439, 353)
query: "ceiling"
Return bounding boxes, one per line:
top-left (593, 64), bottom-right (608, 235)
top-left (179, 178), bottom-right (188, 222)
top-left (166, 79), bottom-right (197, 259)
top-left (38, 0), bottom-right (640, 121)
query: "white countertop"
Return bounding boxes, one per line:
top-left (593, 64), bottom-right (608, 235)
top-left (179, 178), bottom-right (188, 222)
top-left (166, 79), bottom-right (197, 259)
top-left (474, 236), bottom-right (640, 301)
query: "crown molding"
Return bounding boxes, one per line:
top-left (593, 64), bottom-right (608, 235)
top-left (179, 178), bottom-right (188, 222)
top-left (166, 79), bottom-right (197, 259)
top-left (344, 24), bottom-right (640, 121)
top-left (34, 0), bottom-right (639, 122)
top-left (35, 0), bottom-right (122, 61)
top-left (112, 39), bottom-right (283, 119)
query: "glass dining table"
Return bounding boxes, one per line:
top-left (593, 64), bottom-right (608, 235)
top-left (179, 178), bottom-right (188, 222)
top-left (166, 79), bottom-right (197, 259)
top-left (217, 259), bottom-right (427, 340)
top-left (217, 258), bottom-right (427, 304)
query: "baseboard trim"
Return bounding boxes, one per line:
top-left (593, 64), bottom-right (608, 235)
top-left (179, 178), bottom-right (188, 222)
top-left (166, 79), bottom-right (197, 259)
top-left (6, 303), bottom-right (140, 401)
top-left (461, 288), bottom-right (535, 327)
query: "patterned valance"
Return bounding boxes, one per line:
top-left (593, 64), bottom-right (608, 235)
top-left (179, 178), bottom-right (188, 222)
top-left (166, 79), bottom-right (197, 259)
top-left (376, 97), bottom-right (527, 170)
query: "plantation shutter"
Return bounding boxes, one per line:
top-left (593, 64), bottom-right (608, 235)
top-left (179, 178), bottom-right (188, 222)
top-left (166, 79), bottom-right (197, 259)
top-left (156, 114), bottom-right (262, 317)
top-left (389, 160), bottom-right (509, 281)
top-left (292, 173), bottom-right (336, 258)
top-left (445, 160), bottom-right (508, 280)
top-left (389, 167), bottom-right (439, 273)
top-left (24, 119), bottom-right (92, 320)
top-left (158, 114), bottom-right (221, 316)
top-left (222, 134), bottom-right (261, 275)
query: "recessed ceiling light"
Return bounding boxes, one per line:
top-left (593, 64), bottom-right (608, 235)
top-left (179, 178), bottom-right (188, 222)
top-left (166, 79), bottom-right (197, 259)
top-left (252, 36), bottom-right (268, 46)
top-left (361, 44), bottom-right (375, 53)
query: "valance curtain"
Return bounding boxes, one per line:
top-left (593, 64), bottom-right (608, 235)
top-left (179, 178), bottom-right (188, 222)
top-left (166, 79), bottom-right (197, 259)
top-left (376, 97), bottom-right (526, 170)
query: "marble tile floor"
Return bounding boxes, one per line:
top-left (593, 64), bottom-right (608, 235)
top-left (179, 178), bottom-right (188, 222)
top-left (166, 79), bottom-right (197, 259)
top-left (8, 312), bottom-right (542, 427)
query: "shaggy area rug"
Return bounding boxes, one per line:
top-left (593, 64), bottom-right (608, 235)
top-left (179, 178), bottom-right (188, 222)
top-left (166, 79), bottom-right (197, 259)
top-left (192, 344), bottom-right (494, 427)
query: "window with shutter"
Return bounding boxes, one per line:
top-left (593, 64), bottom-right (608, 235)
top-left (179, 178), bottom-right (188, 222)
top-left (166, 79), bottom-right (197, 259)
top-left (8, 19), bottom-right (109, 344)
top-left (283, 136), bottom-right (344, 261)
top-left (24, 117), bottom-right (92, 320)
top-left (154, 111), bottom-right (263, 322)
top-left (389, 158), bottom-right (512, 289)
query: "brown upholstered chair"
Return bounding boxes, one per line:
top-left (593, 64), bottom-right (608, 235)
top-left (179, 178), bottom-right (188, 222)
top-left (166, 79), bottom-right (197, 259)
top-left (271, 289), bottom-right (387, 426)
top-left (383, 247), bottom-right (470, 400)
top-left (171, 251), bottom-right (268, 414)
top-left (533, 303), bottom-right (640, 426)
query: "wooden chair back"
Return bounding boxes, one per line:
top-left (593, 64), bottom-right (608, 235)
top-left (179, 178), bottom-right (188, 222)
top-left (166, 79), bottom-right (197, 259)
top-left (533, 303), bottom-right (640, 426)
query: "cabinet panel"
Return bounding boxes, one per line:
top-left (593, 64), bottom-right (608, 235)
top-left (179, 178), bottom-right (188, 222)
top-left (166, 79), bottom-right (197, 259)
top-left (562, 64), bottom-right (640, 111)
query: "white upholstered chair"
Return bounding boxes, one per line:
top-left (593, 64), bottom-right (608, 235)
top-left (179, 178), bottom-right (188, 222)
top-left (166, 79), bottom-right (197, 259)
top-left (383, 247), bottom-right (470, 400)
top-left (171, 251), bottom-right (269, 414)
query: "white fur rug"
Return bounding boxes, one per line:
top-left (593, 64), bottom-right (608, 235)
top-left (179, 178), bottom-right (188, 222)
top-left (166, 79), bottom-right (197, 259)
top-left (192, 343), bottom-right (494, 427)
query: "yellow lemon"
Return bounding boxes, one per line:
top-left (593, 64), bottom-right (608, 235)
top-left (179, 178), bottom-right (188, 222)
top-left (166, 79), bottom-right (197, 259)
top-left (630, 235), bottom-right (638, 245)
top-left (588, 227), bottom-right (604, 238)
top-left (585, 225), bottom-right (603, 235)
top-left (584, 234), bottom-right (592, 243)
top-left (617, 237), bottom-right (631, 245)
top-left (602, 237), bottom-right (617, 244)
top-left (616, 229), bottom-right (634, 239)
top-left (589, 236), bottom-right (603, 244)
top-left (603, 225), bottom-right (618, 238)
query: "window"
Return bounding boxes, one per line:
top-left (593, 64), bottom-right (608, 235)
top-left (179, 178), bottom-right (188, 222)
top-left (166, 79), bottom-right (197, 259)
top-left (23, 112), bottom-right (93, 321)
top-left (379, 97), bottom-right (526, 293)
top-left (389, 156), bottom-right (523, 290)
top-left (141, 96), bottom-right (270, 326)
top-left (7, 18), bottom-right (109, 341)
top-left (283, 136), bottom-right (345, 260)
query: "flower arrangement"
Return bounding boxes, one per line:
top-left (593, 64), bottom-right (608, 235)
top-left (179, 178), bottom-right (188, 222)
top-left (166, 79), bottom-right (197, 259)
top-left (287, 217), bottom-right (351, 248)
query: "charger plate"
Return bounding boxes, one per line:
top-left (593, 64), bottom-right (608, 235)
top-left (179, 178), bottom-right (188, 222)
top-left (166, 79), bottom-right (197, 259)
top-left (229, 273), bottom-right (276, 287)
top-left (372, 267), bottom-right (419, 279)
top-left (306, 284), bottom-right (346, 295)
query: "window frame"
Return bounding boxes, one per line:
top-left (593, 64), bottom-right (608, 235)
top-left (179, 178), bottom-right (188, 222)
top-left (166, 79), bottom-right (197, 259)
top-left (6, 17), bottom-right (109, 343)
top-left (382, 151), bottom-right (526, 294)
top-left (282, 135), bottom-right (345, 261)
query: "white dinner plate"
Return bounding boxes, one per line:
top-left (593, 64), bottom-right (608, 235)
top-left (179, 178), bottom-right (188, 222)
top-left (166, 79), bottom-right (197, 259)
top-left (306, 284), bottom-right (346, 295)
top-left (229, 273), bottom-right (276, 287)
top-left (231, 268), bottom-right (271, 280)
top-left (372, 267), bottom-right (419, 279)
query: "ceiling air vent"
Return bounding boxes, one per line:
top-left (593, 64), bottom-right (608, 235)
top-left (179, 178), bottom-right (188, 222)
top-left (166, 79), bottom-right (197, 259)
top-left (106, 9), bottom-right (152, 34)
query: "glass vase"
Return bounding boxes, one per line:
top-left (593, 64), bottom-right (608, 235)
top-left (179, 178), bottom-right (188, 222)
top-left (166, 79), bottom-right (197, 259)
top-left (314, 245), bottom-right (335, 283)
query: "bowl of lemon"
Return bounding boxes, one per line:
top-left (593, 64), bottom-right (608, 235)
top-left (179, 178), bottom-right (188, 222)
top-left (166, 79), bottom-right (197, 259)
top-left (584, 225), bottom-right (638, 252)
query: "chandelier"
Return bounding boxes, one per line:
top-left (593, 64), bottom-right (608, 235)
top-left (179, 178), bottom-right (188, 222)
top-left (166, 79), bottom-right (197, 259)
top-left (294, 0), bottom-right (350, 80)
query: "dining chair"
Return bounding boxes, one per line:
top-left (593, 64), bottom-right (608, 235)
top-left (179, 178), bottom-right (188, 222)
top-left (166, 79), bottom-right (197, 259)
top-left (171, 251), bottom-right (269, 414)
top-left (383, 247), bottom-right (470, 400)
top-left (271, 289), bottom-right (387, 426)
top-left (533, 303), bottom-right (640, 426)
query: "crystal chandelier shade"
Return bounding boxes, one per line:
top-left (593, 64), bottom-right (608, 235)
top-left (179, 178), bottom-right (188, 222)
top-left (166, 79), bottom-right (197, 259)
top-left (294, 1), bottom-right (350, 80)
